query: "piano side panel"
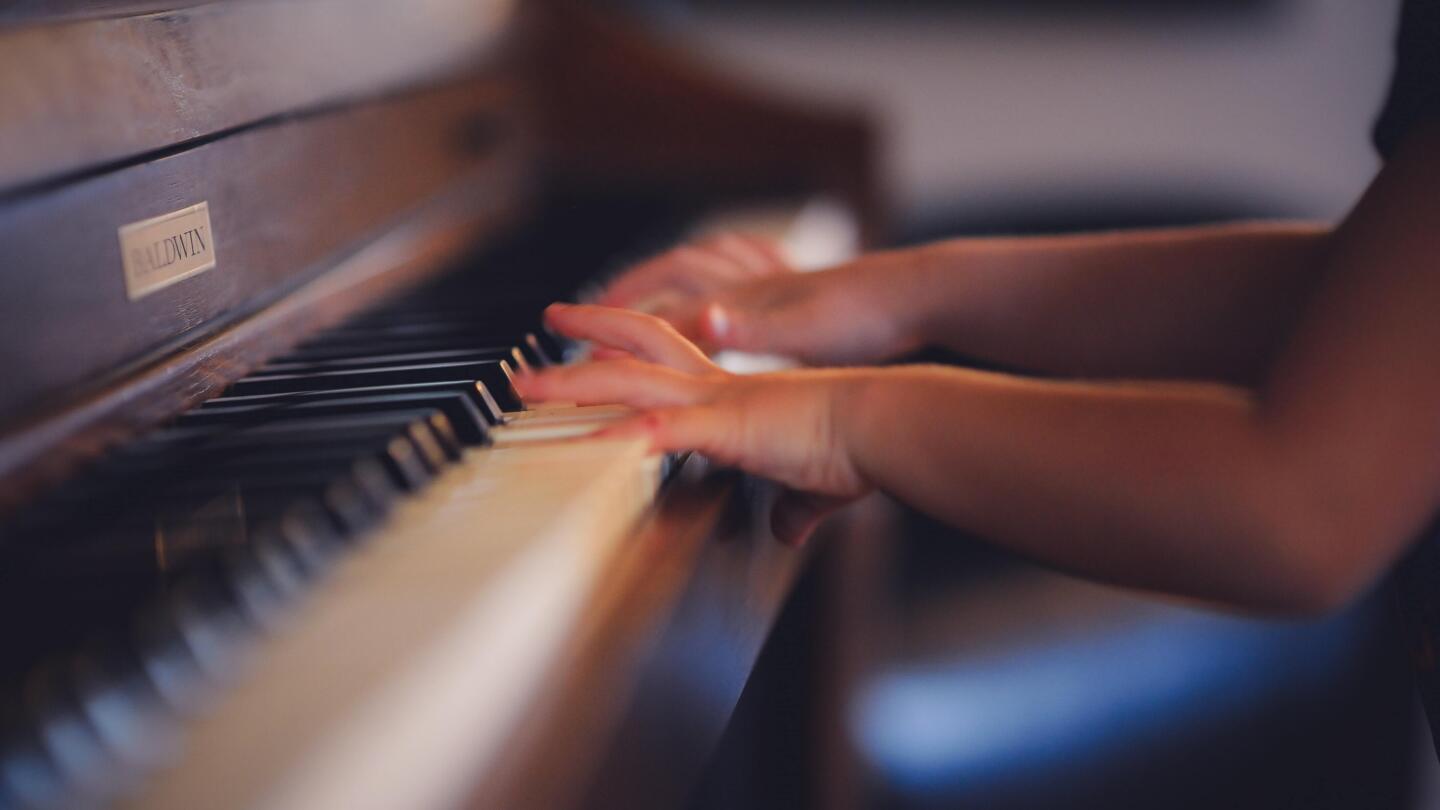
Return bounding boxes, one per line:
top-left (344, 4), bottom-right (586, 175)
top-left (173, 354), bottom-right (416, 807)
top-left (0, 0), bottom-right (514, 194)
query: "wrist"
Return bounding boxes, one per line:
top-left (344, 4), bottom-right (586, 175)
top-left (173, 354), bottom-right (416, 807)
top-left (865, 244), bottom-right (964, 355)
top-left (830, 368), bottom-right (892, 489)
top-left (824, 249), bottom-right (934, 359)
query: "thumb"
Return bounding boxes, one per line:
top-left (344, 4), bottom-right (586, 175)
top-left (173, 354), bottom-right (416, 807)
top-left (595, 404), bottom-right (737, 464)
top-left (700, 302), bottom-right (781, 353)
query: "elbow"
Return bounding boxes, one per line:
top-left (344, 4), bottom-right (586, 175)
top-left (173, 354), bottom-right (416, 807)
top-left (1266, 560), bottom-right (1366, 619)
top-left (1242, 502), bottom-right (1384, 619)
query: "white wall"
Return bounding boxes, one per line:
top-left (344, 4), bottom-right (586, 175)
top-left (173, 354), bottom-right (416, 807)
top-left (672, 1), bottom-right (1400, 225)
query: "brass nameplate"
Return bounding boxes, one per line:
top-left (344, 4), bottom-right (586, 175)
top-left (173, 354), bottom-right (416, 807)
top-left (118, 202), bottom-right (217, 300)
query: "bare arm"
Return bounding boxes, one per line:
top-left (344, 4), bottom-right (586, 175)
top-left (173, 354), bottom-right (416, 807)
top-left (522, 127), bottom-right (1440, 616)
top-left (605, 221), bottom-right (1330, 383)
top-left (896, 221), bottom-right (1330, 383)
top-left (847, 129), bottom-right (1440, 611)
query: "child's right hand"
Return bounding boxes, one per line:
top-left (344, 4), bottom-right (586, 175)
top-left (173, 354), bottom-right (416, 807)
top-left (517, 303), bottom-right (878, 544)
top-left (597, 234), bottom-right (924, 366)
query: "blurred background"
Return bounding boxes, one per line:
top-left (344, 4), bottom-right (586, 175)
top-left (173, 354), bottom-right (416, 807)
top-left (599, 1), bottom-right (1434, 808)
top-left (621, 0), bottom-right (1390, 234)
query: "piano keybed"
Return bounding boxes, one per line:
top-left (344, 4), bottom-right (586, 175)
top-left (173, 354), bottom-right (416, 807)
top-left (0, 260), bottom-right (662, 808)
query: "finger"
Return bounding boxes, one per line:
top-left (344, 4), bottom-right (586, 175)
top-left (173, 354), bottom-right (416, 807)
top-left (702, 233), bottom-right (789, 278)
top-left (600, 246), bottom-right (736, 307)
top-left (697, 301), bottom-right (781, 354)
top-left (595, 404), bottom-right (738, 462)
top-left (597, 412), bottom-right (852, 543)
top-left (669, 244), bottom-right (751, 287)
top-left (589, 346), bottom-right (636, 362)
top-left (769, 489), bottom-right (850, 546)
top-left (734, 233), bottom-right (793, 272)
top-left (513, 359), bottom-right (709, 409)
top-left (597, 255), bottom-right (682, 307)
top-left (544, 303), bottom-right (716, 374)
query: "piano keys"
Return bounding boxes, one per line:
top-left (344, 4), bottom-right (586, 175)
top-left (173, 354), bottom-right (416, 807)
top-left (0, 1), bottom-right (878, 808)
top-left (1, 267), bottom-right (621, 805)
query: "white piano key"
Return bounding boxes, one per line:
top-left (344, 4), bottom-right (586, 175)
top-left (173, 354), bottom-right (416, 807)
top-left (123, 413), bottom-right (661, 810)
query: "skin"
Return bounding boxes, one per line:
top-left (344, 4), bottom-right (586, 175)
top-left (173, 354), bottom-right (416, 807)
top-left (604, 223), bottom-right (1329, 381)
top-left (515, 123), bottom-right (1440, 618)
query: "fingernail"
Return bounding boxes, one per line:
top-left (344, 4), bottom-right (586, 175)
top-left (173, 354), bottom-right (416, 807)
top-left (704, 303), bottom-right (731, 343)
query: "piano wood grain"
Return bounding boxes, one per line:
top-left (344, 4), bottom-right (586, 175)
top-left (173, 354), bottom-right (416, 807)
top-left (0, 0), bottom-right (514, 195)
top-left (0, 171), bottom-right (526, 519)
top-left (472, 463), bottom-right (810, 810)
top-left (533, 0), bottom-right (883, 245)
top-left (0, 78), bottom-right (531, 512)
top-left (0, 7), bottom-right (882, 807)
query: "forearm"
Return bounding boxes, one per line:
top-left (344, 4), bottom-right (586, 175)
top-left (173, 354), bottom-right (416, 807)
top-left (840, 365), bottom-right (1340, 613)
top-left (535, 132), bottom-right (1440, 617)
top-left (882, 221), bottom-right (1330, 382)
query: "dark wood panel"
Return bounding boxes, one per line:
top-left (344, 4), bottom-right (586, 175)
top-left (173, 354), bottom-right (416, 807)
top-left (466, 463), bottom-right (809, 810)
top-left (0, 167), bottom-right (527, 517)
top-left (0, 1), bottom-right (214, 26)
top-left (0, 0), bottom-right (513, 193)
top-left (0, 76), bottom-right (527, 432)
top-left (531, 0), bottom-right (883, 244)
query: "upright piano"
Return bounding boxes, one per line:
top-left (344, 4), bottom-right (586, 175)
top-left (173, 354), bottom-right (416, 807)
top-left (0, 2), bottom-right (878, 808)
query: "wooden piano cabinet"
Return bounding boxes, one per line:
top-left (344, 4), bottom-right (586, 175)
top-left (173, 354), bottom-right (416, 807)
top-left (528, 0), bottom-right (884, 247)
top-left (0, 3), bottom-right (883, 808)
top-left (0, 0), bottom-right (515, 195)
top-left (685, 494), bottom-right (902, 810)
top-left (465, 466), bottom-right (808, 810)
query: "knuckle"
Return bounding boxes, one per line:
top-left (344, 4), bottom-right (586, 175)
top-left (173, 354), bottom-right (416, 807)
top-left (633, 309), bottom-right (670, 330)
top-left (606, 357), bottom-right (647, 375)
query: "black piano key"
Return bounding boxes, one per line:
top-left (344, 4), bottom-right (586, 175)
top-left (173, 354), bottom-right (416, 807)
top-left (172, 433), bottom-right (433, 493)
top-left (224, 360), bottom-right (520, 412)
top-left (129, 606), bottom-right (211, 717)
top-left (519, 332), bottom-right (558, 367)
top-left (118, 430), bottom-right (438, 480)
top-left (167, 458), bottom-right (399, 518)
top-left (310, 318), bottom-right (538, 342)
top-left (294, 323), bottom-right (556, 358)
top-left (242, 534), bottom-right (310, 608)
top-left (278, 333), bottom-right (553, 369)
top-left (0, 260), bottom-right (582, 803)
top-left (139, 477), bottom-right (380, 542)
top-left (202, 380), bottom-right (504, 426)
top-left (69, 644), bottom-right (173, 774)
top-left (256, 346), bottom-right (522, 376)
top-left (183, 392), bottom-right (491, 445)
top-left (273, 501), bottom-right (350, 577)
top-left (162, 578), bottom-right (255, 685)
top-left (31, 421), bottom-right (449, 538)
top-left (18, 666), bottom-right (117, 803)
top-left (215, 544), bottom-right (300, 630)
top-left (1, 729), bottom-right (66, 809)
top-left (144, 410), bottom-right (461, 471)
top-left (21, 448), bottom-right (403, 547)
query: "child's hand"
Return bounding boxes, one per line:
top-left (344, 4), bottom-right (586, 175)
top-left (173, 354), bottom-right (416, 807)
top-left (598, 235), bottom-right (922, 366)
top-left (517, 303), bottom-right (875, 543)
top-left (598, 232), bottom-right (794, 310)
